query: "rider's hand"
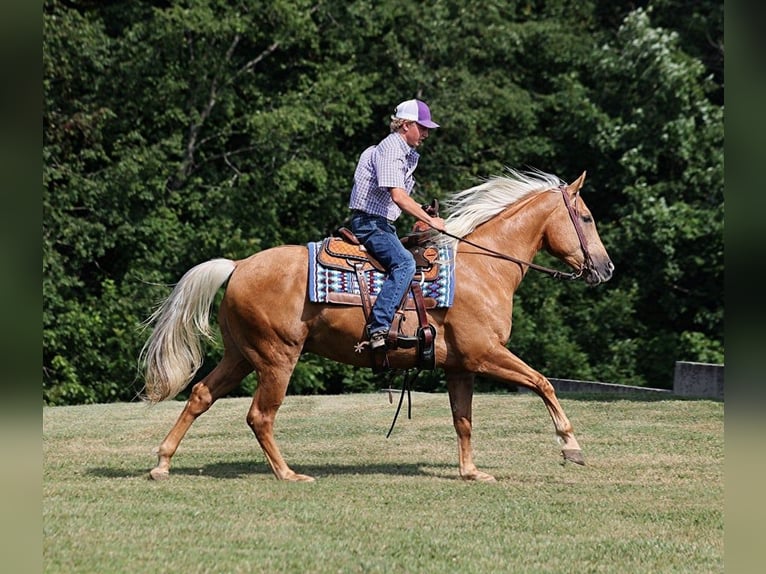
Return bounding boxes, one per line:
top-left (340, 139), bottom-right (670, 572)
top-left (429, 217), bottom-right (446, 232)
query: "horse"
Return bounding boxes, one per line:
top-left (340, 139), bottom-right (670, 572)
top-left (140, 169), bottom-right (614, 482)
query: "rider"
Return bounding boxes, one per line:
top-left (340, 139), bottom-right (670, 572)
top-left (348, 99), bottom-right (446, 349)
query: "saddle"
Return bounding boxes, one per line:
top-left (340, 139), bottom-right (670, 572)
top-left (317, 232), bottom-right (440, 282)
top-left (318, 201), bottom-right (442, 370)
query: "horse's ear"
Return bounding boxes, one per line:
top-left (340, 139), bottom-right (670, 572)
top-left (567, 171), bottom-right (587, 194)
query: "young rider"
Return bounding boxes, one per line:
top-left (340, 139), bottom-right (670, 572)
top-left (348, 99), bottom-right (446, 349)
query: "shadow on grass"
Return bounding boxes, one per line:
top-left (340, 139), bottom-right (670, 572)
top-left (88, 460), bottom-right (455, 480)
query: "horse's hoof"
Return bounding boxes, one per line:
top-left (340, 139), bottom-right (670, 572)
top-left (461, 470), bottom-right (497, 482)
top-left (475, 472), bottom-right (497, 483)
top-left (286, 473), bottom-right (315, 483)
top-left (562, 449), bottom-right (585, 466)
top-left (149, 467), bottom-right (170, 481)
top-left (279, 471), bottom-right (315, 482)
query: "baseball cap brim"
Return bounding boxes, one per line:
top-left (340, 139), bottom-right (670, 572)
top-left (395, 99), bottom-right (440, 129)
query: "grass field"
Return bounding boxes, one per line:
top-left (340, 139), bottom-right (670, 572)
top-left (43, 392), bottom-right (723, 573)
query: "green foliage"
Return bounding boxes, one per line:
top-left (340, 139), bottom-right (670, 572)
top-left (43, 0), bottom-right (723, 403)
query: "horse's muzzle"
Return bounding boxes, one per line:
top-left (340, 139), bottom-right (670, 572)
top-left (584, 259), bottom-right (614, 285)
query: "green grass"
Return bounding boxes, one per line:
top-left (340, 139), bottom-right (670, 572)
top-left (43, 393), bottom-right (723, 573)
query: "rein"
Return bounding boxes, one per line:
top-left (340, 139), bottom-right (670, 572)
top-left (385, 368), bottom-right (422, 438)
top-left (438, 185), bottom-right (590, 281)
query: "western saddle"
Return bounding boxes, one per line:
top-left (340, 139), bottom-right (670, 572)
top-left (315, 201), bottom-right (441, 369)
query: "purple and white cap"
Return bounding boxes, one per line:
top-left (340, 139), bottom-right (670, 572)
top-left (394, 99), bottom-right (440, 128)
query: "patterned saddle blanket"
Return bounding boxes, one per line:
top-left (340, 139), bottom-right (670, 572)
top-left (307, 238), bottom-right (455, 308)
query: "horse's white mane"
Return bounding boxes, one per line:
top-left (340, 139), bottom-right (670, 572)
top-left (439, 167), bottom-right (564, 249)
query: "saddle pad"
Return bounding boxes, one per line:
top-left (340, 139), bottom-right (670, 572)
top-left (307, 241), bottom-right (455, 308)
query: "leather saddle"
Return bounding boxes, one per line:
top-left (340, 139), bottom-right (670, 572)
top-left (318, 201), bottom-right (442, 369)
top-left (317, 230), bottom-right (440, 282)
top-left (318, 199), bottom-right (442, 282)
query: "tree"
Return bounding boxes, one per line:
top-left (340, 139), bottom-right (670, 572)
top-left (589, 8), bottom-right (724, 384)
top-left (43, 0), bottom-right (723, 403)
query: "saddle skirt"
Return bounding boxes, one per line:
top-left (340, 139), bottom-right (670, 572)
top-left (307, 238), bottom-right (455, 308)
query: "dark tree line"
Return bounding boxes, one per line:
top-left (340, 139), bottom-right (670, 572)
top-left (43, 0), bottom-right (723, 404)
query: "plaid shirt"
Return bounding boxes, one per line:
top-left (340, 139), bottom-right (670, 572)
top-left (349, 132), bottom-right (419, 221)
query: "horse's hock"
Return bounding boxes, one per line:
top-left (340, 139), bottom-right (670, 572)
top-left (673, 361), bottom-right (724, 400)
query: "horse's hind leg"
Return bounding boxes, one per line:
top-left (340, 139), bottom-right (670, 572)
top-left (446, 373), bottom-right (497, 482)
top-left (149, 352), bottom-right (252, 480)
top-left (246, 354), bottom-right (314, 482)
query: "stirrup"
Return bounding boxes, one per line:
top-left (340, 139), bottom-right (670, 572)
top-left (389, 333), bottom-right (418, 349)
top-left (370, 331), bottom-right (387, 350)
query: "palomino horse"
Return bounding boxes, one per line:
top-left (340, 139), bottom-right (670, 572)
top-left (141, 169), bottom-right (613, 482)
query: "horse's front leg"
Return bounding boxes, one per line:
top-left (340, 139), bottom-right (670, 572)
top-left (446, 373), bottom-right (497, 482)
top-left (477, 346), bottom-right (585, 465)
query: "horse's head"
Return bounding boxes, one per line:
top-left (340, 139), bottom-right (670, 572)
top-left (542, 172), bottom-right (614, 285)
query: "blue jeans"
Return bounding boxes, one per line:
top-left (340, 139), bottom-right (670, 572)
top-left (350, 211), bottom-right (416, 335)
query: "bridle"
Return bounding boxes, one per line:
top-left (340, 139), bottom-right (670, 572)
top-left (439, 185), bottom-right (594, 280)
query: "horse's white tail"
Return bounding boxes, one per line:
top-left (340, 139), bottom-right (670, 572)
top-left (140, 258), bottom-right (237, 403)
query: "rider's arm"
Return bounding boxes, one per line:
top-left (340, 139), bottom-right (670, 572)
top-left (390, 187), bottom-right (445, 231)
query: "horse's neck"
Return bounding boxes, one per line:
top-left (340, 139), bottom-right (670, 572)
top-left (466, 196), bottom-right (549, 271)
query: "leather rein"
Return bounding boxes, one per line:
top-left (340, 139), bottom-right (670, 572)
top-left (438, 185), bottom-right (594, 280)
